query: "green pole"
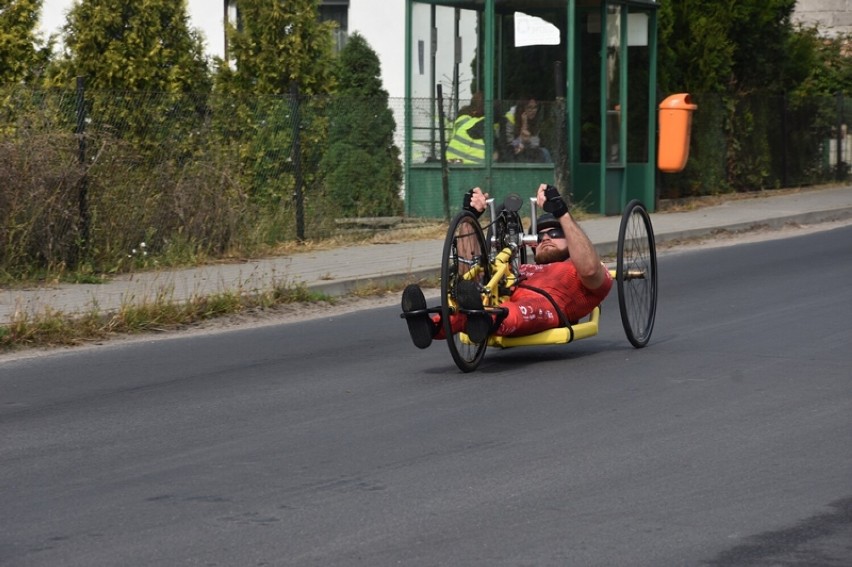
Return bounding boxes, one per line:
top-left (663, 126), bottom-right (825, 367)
top-left (437, 84), bottom-right (450, 220)
top-left (404, 0), bottom-right (412, 216)
top-left (567, 0), bottom-right (577, 203)
top-left (484, 0), bottom-right (495, 194)
top-left (647, 6), bottom-right (659, 211)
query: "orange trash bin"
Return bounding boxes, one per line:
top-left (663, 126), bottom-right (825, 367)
top-left (658, 93), bottom-right (697, 173)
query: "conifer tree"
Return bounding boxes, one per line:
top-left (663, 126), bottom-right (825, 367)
top-left (51, 0), bottom-right (209, 93)
top-left (0, 0), bottom-right (51, 84)
top-left (658, 0), bottom-right (799, 191)
top-left (214, 0), bottom-right (336, 96)
top-left (47, 0), bottom-right (211, 151)
top-left (659, 0), bottom-right (797, 95)
top-left (321, 32), bottom-right (402, 217)
top-left (213, 0), bottom-right (337, 207)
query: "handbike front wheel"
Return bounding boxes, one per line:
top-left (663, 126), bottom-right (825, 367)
top-left (441, 211), bottom-right (490, 372)
top-left (616, 200), bottom-right (658, 348)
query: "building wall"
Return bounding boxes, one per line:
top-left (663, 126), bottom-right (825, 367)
top-left (793, 0), bottom-right (852, 36)
top-left (349, 0), bottom-right (406, 98)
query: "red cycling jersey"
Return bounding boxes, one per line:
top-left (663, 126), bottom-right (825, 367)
top-left (494, 260), bottom-right (612, 336)
top-left (437, 259), bottom-right (612, 338)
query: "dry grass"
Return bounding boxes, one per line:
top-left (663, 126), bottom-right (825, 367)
top-left (657, 185), bottom-right (834, 213)
top-left (0, 281), bottom-right (330, 351)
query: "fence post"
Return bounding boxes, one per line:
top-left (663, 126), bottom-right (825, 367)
top-left (290, 82), bottom-right (305, 242)
top-left (837, 91), bottom-right (846, 182)
top-left (781, 93), bottom-right (789, 188)
top-left (75, 76), bottom-right (90, 265)
top-left (436, 84), bottom-right (450, 221)
top-left (553, 61), bottom-right (569, 197)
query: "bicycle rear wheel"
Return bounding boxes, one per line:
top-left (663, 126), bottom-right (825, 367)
top-left (616, 200), bottom-right (658, 348)
top-left (441, 212), bottom-right (490, 372)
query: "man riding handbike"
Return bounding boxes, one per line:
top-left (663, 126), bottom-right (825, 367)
top-left (402, 183), bottom-right (612, 348)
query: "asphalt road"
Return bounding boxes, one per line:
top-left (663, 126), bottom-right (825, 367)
top-left (2, 225), bottom-right (851, 566)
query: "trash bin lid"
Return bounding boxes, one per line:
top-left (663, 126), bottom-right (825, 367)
top-left (659, 93), bottom-right (697, 110)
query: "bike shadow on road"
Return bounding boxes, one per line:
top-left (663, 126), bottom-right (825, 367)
top-left (416, 340), bottom-right (618, 377)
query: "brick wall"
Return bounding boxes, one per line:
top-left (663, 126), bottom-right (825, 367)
top-left (793, 0), bottom-right (852, 36)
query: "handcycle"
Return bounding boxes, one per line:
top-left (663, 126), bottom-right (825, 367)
top-left (407, 192), bottom-right (657, 372)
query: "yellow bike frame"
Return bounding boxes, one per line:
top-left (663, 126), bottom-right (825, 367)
top-left (456, 244), bottom-right (616, 349)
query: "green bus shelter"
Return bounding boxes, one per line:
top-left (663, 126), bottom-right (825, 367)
top-left (404, 0), bottom-right (660, 218)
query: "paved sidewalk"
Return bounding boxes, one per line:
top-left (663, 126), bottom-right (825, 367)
top-left (2, 185), bottom-right (851, 324)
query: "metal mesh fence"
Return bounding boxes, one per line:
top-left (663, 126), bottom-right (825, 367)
top-left (0, 86), bottom-right (410, 278)
top-left (659, 92), bottom-right (850, 198)
top-left (1, 86), bottom-right (849, 279)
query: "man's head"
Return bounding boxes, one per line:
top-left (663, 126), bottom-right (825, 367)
top-left (534, 213), bottom-right (570, 264)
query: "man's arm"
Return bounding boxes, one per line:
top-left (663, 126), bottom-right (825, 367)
top-left (536, 184), bottom-right (608, 290)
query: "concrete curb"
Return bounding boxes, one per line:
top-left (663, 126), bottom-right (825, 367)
top-left (307, 268), bottom-right (442, 298)
top-left (650, 208), bottom-right (852, 246)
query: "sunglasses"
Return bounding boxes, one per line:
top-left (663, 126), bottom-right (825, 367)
top-left (537, 228), bottom-right (565, 243)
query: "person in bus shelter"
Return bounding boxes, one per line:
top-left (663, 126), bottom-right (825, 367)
top-left (445, 92), bottom-right (503, 164)
top-left (402, 184), bottom-right (612, 347)
top-left (505, 98), bottom-right (552, 163)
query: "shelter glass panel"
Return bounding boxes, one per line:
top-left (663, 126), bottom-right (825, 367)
top-left (605, 4), bottom-right (622, 165)
top-left (626, 8), bottom-right (651, 163)
top-left (494, 1), bottom-right (567, 166)
top-left (410, 2), bottom-right (482, 164)
top-left (579, 6), bottom-right (602, 163)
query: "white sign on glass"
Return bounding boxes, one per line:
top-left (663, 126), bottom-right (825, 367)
top-left (514, 12), bottom-right (561, 47)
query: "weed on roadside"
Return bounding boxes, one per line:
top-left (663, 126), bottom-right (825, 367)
top-left (0, 281), bottom-right (332, 352)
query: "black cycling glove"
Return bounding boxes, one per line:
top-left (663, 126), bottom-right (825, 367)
top-left (462, 188), bottom-right (484, 218)
top-left (542, 184), bottom-right (570, 218)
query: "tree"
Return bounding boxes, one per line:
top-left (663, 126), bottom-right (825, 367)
top-left (47, 0), bottom-right (211, 151)
top-left (30, 0), bottom-right (216, 270)
top-left (0, 0), bottom-right (51, 84)
top-left (788, 29), bottom-right (852, 99)
top-left (659, 0), bottom-right (797, 96)
top-left (51, 0), bottom-right (209, 93)
top-left (214, 0), bottom-right (336, 96)
top-left (658, 0), bottom-right (799, 192)
top-left (321, 32), bottom-right (402, 217)
top-left (213, 0), bottom-right (337, 211)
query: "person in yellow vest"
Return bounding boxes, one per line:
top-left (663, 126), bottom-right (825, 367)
top-left (446, 92), bottom-right (502, 164)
